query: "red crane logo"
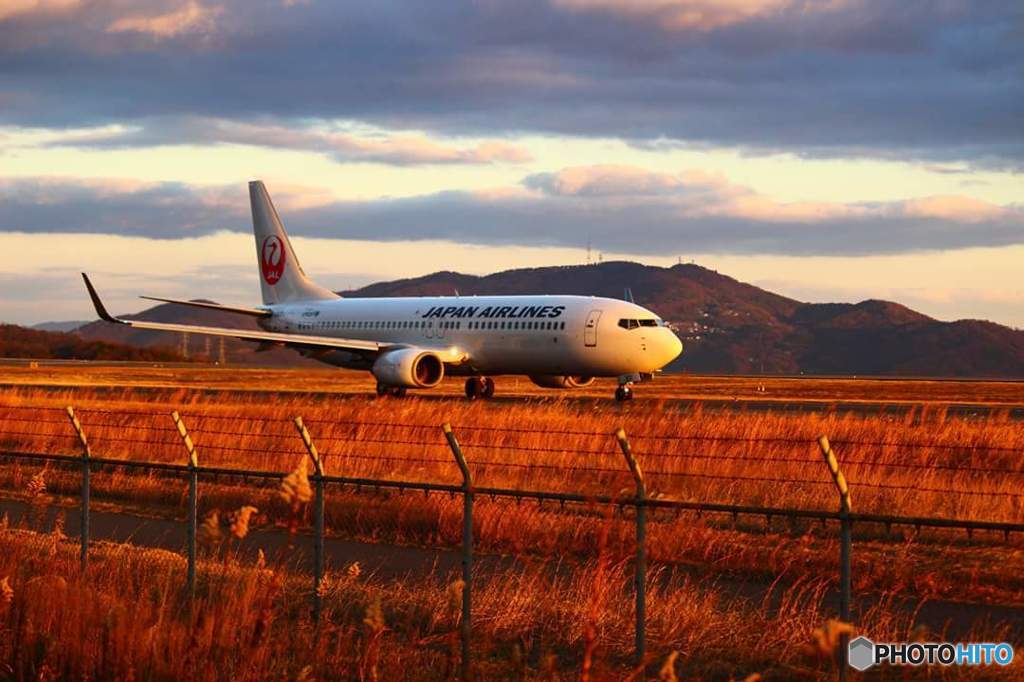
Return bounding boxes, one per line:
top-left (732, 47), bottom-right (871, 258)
top-left (260, 235), bottom-right (286, 285)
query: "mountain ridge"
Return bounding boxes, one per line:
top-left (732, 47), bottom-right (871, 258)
top-left (69, 261), bottom-right (1024, 377)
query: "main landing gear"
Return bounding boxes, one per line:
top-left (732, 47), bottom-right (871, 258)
top-left (465, 376), bottom-right (496, 400)
top-left (615, 385), bottom-right (634, 402)
top-left (376, 383), bottom-right (407, 398)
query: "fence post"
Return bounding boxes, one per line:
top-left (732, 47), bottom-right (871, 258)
top-left (442, 423), bottom-right (473, 682)
top-left (65, 406), bottom-right (91, 574)
top-left (294, 417), bottom-right (324, 626)
top-left (818, 436), bottom-right (852, 680)
top-left (615, 427), bottom-right (646, 668)
top-left (171, 411), bottom-right (199, 605)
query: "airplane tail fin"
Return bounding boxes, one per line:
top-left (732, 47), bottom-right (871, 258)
top-left (249, 180), bottom-right (339, 305)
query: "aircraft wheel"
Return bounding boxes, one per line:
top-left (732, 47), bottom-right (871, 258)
top-left (376, 382), bottom-right (389, 397)
top-left (391, 387), bottom-right (408, 397)
top-left (465, 377), bottom-right (484, 400)
top-left (481, 377), bottom-right (496, 399)
top-left (615, 385), bottom-right (633, 402)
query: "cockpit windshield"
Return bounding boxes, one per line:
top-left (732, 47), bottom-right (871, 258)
top-left (618, 318), bottom-right (665, 330)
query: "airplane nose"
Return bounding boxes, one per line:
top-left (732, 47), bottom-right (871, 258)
top-left (662, 330), bottom-right (683, 364)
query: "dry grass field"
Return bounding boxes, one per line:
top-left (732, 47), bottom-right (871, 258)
top-left (3, 362), bottom-right (1024, 405)
top-left (0, 365), bottom-right (1022, 679)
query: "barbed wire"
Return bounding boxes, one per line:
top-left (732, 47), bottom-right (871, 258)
top-left (322, 436), bottom-right (447, 448)
top-left (0, 405), bottom-right (67, 413)
top-left (301, 417), bottom-right (438, 430)
top-left (77, 421), bottom-right (178, 433)
top-left (458, 440), bottom-right (617, 456)
top-left (465, 459), bottom-right (627, 475)
top-left (0, 428), bottom-right (78, 439)
top-left (327, 453), bottom-right (456, 466)
top-left (840, 459), bottom-right (1024, 476)
top-left (192, 427), bottom-right (306, 440)
top-left (452, 423), bottom-right (610, 437)
top-left (645, 469), bottom-right (832, 486)
top-left (5, 406), bottom-right (1020, 454)
top-left (0, 415), bottom-right (70, 425)
top-left (84, 434), bottom-right (184, 447)
top-left (632, 433), bottom-right (813, 445)
top-left (183, 413), bottom-right (296, 425)
top-left (190, 442), bottom-right (306, 455)
top-left (634, 450), bottom-right (821, 466)
top-left (848, 479), bottom-right (1024, 499)
top-left (829, 438), bottom-right (1021, 453)
top-left (77, 407), bottom-right (178, 418)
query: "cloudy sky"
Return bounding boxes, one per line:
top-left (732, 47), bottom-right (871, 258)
top-left (1, 0), bottom-right (1022, 326)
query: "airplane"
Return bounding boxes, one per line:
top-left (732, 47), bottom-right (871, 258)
top-left (82, 181), bottom-right (683, 401)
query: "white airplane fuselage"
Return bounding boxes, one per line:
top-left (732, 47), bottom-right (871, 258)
top-left (262, 294), bottom-right (682, 377)
top-left (82, 181), bottom-right (683, 399)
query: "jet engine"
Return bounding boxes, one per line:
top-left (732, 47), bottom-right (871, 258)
top-left (372, 349), bottom-right (445, 388)
top-left (528, 375), bottom-right (595, 389)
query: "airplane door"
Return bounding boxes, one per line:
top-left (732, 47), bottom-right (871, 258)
top-left (584, 310), bottom-right (601, 347)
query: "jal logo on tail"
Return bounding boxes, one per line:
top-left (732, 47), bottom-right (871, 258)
top-left (260, 235), bottom-right (286, 285)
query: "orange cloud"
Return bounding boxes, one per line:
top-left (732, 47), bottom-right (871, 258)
top-left (0, 0), bottom-right (80, 22)
top-left (526, 164), bottom-right (1021, 227)
top-left (529, 164), bottom-right (686, 196)
top-left (41, 117), bottom-right (534, 166)
top-left (553, 0), bottom-right (806, 32)
top-left (901, 195), bottom-right (1010, 223)
top-left (106, 1), bottom-right (222, 38)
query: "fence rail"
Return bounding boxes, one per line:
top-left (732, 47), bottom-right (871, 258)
top-left (0, 405), bottom-right (1021, 679)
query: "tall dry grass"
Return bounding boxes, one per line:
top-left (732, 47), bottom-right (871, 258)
top-left (1, 519), bottom-right (1015, 680)
top-left (1, 385), bottom-right (1021, 520)
top-left (0, 381), bottom-right (1022, 678)
top-left (0, 386), bottom-right (1022, 605)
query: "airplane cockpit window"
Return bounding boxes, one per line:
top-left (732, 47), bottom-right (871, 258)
top-left (619, 318), bottom-right (660, 330)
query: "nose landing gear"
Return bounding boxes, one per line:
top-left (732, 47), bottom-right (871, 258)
top-left (615, 372), bottom-right (643, 402)
top-left (465, 376), bottom-right (496, 400)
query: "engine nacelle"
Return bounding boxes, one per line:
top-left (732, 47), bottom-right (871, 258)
top-left (528, 374), bottom-right (595, 389)
top-left (372, 349), bottom-right (445, 388)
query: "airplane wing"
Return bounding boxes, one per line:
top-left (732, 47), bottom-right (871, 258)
top-left (83, 273), bottom-right (387, 355)
top-left (139, 295), bottom-right (272, 318)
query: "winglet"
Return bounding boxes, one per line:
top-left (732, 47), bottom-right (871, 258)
top-left (81, 273), bottom-right (123, 324)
